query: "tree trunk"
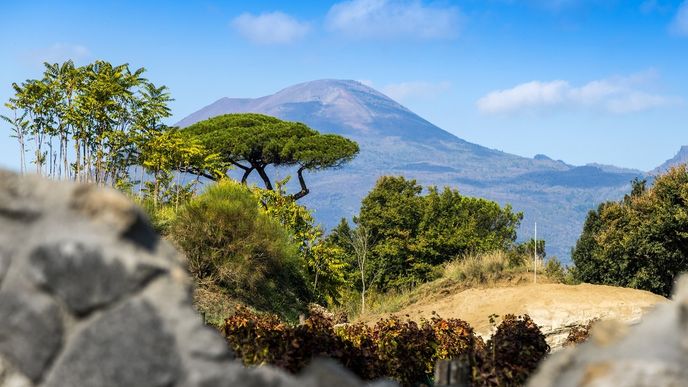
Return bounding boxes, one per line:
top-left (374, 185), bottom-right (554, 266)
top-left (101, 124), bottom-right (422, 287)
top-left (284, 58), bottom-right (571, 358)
top-left (18, 133), bottom-right (25, 175)
top-left (361, 280), bottom-right (366, 315)
top-left (254, 164), bottom-right (273, 190)
top-left (138, 166), bottom-right (145, 198)
top-left (74, 137), bottom-right (81, 182)
top-left (313, 269), bottom-right (319, 295)
top-left (291, 166), bottom-right (310, 200)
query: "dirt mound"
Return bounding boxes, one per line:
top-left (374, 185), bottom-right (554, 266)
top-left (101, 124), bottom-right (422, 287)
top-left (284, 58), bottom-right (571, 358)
top-left (361, 282), bottom-right (667, 349)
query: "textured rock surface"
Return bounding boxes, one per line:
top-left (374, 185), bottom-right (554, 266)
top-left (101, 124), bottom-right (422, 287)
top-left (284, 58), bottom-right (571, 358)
top-left (528, 276), bottom-right (688, 386)
top-left (0, 170), bottom-right (394, 387)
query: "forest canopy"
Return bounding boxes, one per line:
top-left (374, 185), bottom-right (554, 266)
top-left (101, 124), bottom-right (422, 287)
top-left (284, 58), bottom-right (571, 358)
top-left (572, 166), bottom-right (688, 297)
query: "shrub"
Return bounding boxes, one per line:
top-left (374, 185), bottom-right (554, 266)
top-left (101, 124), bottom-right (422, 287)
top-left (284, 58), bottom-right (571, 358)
top-left (429, 315), bottom-right (483, 361)
top-left (564, 319), bottom-right (597, 347)
top-left (544, 257), bottom-right (566, 283)
top-left (221, 307), bottom-right (546, 386)
top-left (171, 180), bottom-right (311, 320)
top-left (475, 314), bottom-right (550, 386)
top-left (444, 251), bottom-right (510, 284)
top-left (372, 317), bottom-right (437, 385)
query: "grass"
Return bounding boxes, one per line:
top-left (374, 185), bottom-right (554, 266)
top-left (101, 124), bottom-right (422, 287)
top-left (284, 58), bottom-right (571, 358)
top-left (352, 251), bottom-right (555, 321)
top-left (443, 250), bottom-right (544, 285)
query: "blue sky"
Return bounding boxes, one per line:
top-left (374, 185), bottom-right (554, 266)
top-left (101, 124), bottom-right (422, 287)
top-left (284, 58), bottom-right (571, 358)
top-left (1, 0), bottom-right (687, 171)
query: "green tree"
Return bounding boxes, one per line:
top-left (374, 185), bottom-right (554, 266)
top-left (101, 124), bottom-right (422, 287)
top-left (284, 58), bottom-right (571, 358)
top-left (253, 179), bottom-right (348, 305)
top-left (340, 223), bottom-right (374, 314)
top-left (181, 113), bottom-right (359, 199)
top-left (417, 186), bottom-right (522, 266)
top-left (136, 127), bottom-right (222, 208)
top-left (0, 109), bottom-right (30, 174)
top-left (353, 176), bottom-right (522, 291)
top-left (572, 167), bottom-right (688, 297)
top-left (358, 176), bottom-right (426, 289)
top-left (3, 60), bottom-right (175, 186)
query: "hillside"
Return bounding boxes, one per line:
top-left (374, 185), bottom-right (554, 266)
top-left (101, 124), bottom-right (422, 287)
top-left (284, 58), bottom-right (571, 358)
top-left (359, 280), bottom-right (667, 350)
top-left (175, 79), bottom-right (647, 262)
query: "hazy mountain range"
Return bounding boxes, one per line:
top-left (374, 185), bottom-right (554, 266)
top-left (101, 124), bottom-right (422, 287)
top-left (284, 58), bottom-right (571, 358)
top-left (176, 79), bottom-right (684, 263)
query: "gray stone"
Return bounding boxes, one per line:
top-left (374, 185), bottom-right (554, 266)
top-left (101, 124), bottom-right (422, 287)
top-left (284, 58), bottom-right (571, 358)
top-left (298, 359), bottom-right (397, 387)
top-left (0, 356), bottom-right (33, 387)
top-left (28, 241), bottom-right (163, 315)
top-left (0, 290), bottom-right (63, 382)
top-left (0, 248), bottom-right (9, 288)
top-left (70, 184), bottom-right (159, 251)
top-left (44, 298), bottom-right (182, 387)
top-left (0, 171), bottom-right (40, 223)
top-left (140, 275), bottom-right (237, 387)
top-left (0, 170), bottom-right (392, 387)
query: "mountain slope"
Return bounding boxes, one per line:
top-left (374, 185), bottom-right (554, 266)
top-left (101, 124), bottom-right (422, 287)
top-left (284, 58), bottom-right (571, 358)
top-left (176, 79), bottom-right (644, 262)
top-left (652, 146), bottom-right (688, 174)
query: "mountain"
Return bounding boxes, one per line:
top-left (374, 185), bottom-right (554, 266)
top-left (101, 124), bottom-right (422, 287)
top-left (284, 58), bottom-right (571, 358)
top-left (176, 79), bottom-right (645, 263)
top-left (652, 146), bottom-right (688, 175)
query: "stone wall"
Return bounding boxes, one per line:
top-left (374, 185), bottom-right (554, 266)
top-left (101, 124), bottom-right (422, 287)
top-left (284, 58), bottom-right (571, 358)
top-left (0, 170), bottom-right (393, 387)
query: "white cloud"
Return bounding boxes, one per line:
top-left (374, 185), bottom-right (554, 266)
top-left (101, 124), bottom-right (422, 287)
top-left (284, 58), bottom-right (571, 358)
top-left (325, 0), bottom-right (461, 40)
top-left (23, 43), bottom-right (90, 65)
top-left (381, 81), bottom-right (451, 101)
top-left (671, 1), bottom-right (688, 36)
top-left (232, 12), bottom-right (310, 44)
top-left (477, 71), bottom-right (681, 115)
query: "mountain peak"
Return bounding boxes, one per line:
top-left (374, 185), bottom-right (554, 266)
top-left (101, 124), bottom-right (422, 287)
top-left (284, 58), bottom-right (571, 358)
top-left (652, 145), bottom-right (688, 174)
top-left (677, 145), bottom-right (688, 157)
top-left (175, 79), bottom-right (454, 142)
top-left (262, 79), bottom-right (412, 121)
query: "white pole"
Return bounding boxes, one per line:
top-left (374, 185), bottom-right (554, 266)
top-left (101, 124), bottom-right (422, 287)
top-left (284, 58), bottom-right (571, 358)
top-left (534, 222), bottom-right (537, 284)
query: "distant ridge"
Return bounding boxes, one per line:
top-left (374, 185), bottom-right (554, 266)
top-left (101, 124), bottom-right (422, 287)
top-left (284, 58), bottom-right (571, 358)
top-left (652, 146), bottom-right (688, 174)
top-left (176, 79), bottom-right (649, 262)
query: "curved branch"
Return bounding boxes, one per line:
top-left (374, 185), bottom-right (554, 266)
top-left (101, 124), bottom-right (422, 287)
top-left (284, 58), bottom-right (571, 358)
top-left (178, 166), bottom-right (219, 181)
top-left (290, 166), bottom-right (310, 201)
top-left (229, 160), bottom-right (251, 171)
top-left (240, 166), bottom-right (255, 184)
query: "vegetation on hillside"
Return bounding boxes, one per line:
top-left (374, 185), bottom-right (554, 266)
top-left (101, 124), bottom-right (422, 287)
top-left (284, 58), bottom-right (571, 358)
top-left (325, 176), bottom-right (526, 313)
top-left (572, 166), bottom-right (688, 297)
top-left (223, 306), bottom-right (549, 386)
top-left (170, 180), bottom-right (311, 321)
top-left (347, 248), bottom-right (565, 320)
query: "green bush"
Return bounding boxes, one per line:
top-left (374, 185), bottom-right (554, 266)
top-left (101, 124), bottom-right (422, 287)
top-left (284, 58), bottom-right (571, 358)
top-left (544, 257), bottom-right (566, 283)
top-left (170, 180), bottom-right (311, 320)
top-left (136, 198), bottom-right (178, 235)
